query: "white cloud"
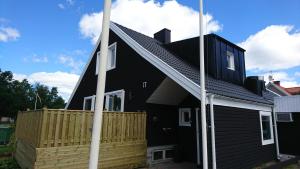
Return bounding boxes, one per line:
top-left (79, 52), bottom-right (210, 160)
top-left (58, 3), bottom-right (65, 9)
top-left (0, 27), bottom-right (20, 42)
top-left (66, 0), bottom-right (75, 5)
top-left (239, 25), bottom-right (300, 71)
top-left (32, 55), bottom-right (48, 63)
top-left (58, 54), bottom-right (84, 73)
top-left (262, 71), bottom-right (300, 88)
top-left (295, 72), bottom-right (300, 77)
top-left (14, 72), bottom-right (79, 100)
top-left (79, 0), bottom-right (222, 44)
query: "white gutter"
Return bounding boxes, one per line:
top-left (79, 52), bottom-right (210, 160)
top-left (199, 0), bottom-right (208, 168)
top-left (209, 95), bottom-right (217, 169)
top-left (196, 108), bottom-right (201, 166)
top-left (88, 0), bottom-right (111, 168)
top-left (272, 108), bottom-right (281, 160)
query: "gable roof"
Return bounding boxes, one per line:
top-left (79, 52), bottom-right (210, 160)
top-left (285, 87), bottom-right (300, 95)
top-left (66, 22), bottom-right (273, 109)
top-left (112, 22), bottom-right (272, 105)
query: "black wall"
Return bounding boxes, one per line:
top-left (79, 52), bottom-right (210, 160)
top-left (67, 30), bottom-right (166, 111)
top-left (277, 113), bottom-right (300, 155)
top-left (214, 106), bottom-right (276, 169)
top-left (67, 30), bottom-right (179, 147)
top-left (165, 34), bottom-right (246, 85)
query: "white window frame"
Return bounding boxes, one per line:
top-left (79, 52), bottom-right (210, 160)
top-left (226, 51), bottom-right (235, 70)
top-left (276, 112), bottom-right (293, 122)
top-left (96, 42), bottom-right (117, 74)
top-left (104, 89), bottom-right (125, 112)
top-left (152, 149), bottom-right (173, 162)
top-left (83, 95), bottom-right (96, 111)
top-left (259, 111), bottom-right (274, 145)
top-left (179, 108), bottom-right (191, 127)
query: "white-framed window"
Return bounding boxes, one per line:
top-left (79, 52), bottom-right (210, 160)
top-left (276, 113), bottom-right (293, 122)
top-left (83, 95), bottom-right (96, 111)
top-left (259, 111), bottom-right (274, 145)
top-left (226, 51), bottom-right (235, 70)
top-left (179, 108), bottom-right (191, 127)
top-left (96, 42), bottom-right (117, 74)
top-left (103, 89), bottom-right (125, 112)
top-left (152, 149), bottom-right (174, 161)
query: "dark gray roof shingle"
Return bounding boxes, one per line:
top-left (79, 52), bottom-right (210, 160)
top-left (114, 23), bottom-right (273, 105)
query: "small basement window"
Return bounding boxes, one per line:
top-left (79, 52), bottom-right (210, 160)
top-left (276, 113), bottom-right (293, 122)
top-left (104, 89), bottom-right (125, 112)
top-left (152, 149), bottom-right (174, 161)
top-left (259, 111), bottom-right (274, 145)
top-left (83, 95), bottom-right (96, 111)
top-left (179, 108), bottom-right (191, 127)
top-left (226, 51), bottom-right (235, 70)
top-left (96, 42), bottom-right (117, 74)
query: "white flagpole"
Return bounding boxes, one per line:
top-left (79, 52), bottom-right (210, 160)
top-left (199, 0), bottom-right (208, 169)
top-left (88, 0), bottom-right (112, 168)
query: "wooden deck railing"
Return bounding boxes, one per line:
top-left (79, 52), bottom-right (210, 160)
top-left (15, 108), bottom-right (147, 148)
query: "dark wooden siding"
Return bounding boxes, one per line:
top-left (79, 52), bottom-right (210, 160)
top-left (165, 34), bottom-right (246, 85)
top-left (214, 105), bottom-right (277, 169)
top-left (277, 113), bottom-right (300, 155)
top-left (67, 30), bottom-right (166, 111)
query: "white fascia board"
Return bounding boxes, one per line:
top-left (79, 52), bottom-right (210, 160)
top-left (110, 22), bottom-right (201, 100)
top-left (65, 34), bottom-right (102, 109)
top-left (213, 95), bottom-right (273, 111)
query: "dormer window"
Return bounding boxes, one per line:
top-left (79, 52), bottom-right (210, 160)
top-left (96, 42), bottom-right (117, 74)
top-left (226, 51), bottom-right (235, 70)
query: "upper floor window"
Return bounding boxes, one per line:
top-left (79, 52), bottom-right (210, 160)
top-left (104, 89), bottom-right (125, 112)
top-left (83, 95), bottom-right (96, 111)
top-left (226, 51), bottom-right (235, 70)
top-left (96, 42), bottom-right (117, 74)
top-left (259, 111), bottom-right (274, 145)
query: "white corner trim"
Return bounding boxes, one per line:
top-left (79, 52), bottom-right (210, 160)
top-left (65, 35), bottom-right (102, 109)
top-left (110, 22), bottom-right (201, 100)
top-left (259, 111), bottom-right (275, 145)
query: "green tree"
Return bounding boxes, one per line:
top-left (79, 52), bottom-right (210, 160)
top-left (0, 69), bottom-right (66, 117)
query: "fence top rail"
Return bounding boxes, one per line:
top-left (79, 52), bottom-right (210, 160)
top-left (20, 108), bottom-right (146, 114)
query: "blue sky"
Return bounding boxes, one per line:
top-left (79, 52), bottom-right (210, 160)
top-left (1, 0), bottom-right (300, 99)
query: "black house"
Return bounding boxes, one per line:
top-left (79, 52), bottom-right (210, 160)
top-left (66, 22), bottom-right (279, 169)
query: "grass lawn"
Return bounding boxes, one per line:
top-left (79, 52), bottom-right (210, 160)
top-left (0, 158), bottom-right (20, 169)
top-left (0, 145), bottom-right (14, 155)
top-left (284, 164), bottom-right (300, 169)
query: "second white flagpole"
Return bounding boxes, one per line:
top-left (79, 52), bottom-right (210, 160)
top-left (199, 0), bottom-right (208, 169)
top-left (88, 0), bottom-right (112, 168)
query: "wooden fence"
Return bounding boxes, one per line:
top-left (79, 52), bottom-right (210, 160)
top-left (15, 108), bottom-right (147, 169)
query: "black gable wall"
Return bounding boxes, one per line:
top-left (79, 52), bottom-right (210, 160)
top-left (67, 30), bottom-right (167, 111)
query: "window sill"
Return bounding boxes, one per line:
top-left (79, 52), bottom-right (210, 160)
top-left (262, 139), bottom-right (274, 145)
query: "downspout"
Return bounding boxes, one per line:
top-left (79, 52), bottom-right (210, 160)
top-left (209, 95), bottom-right (217, 169)
top-left (196, 108), bottom-right (201, 167)
top-left (272, 107), bottom-right (281, 160)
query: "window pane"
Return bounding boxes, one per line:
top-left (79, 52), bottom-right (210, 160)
top-left (84, 99), bottom-right (92, 110)
top-left (110, 47), bottom-right (116, 67)
top-left (105, 91), bottom-right (123, 112)
top-left (183, 112), bottom-right (190, 123)
top-left (165, 149), bottom-right (174, 159)
top-left (107, 50), bottom-right (112, 70)
top-left (262, 115), bottom-right (271, 140)
top-left (153, 151), bottom-right (163, 161)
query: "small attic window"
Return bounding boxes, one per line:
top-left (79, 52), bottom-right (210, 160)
top-left (226, 51), bottom-right (235, 70)
top-left (96, 42), bottom-right (117, 74)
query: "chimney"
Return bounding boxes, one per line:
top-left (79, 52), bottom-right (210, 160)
top-left (244, 76), bottom-right (266, 96)
top-left (273, 81), bottom-right (280, 86)
top-left (154, 28), bottom-right (171, 44)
